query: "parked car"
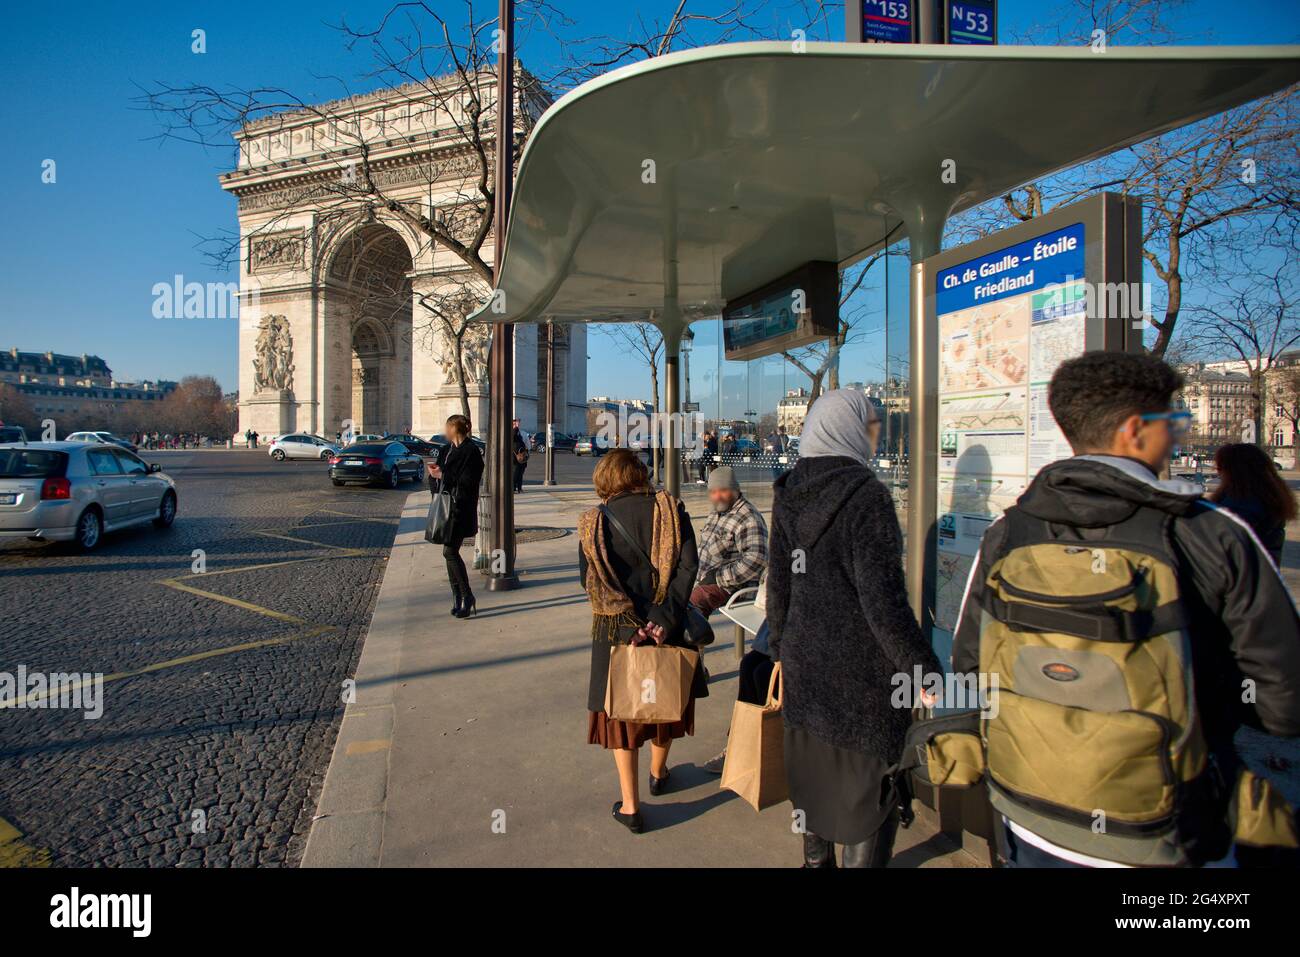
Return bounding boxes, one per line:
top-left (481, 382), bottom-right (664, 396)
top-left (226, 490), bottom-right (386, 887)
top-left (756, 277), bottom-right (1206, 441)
top-left (0, 426), bottom-right (28, 444)
top-left (533, 431), bottom-right (578, 453)
top-left (574, 435), bottom-right (610, 457)
top-left (426, 431), bottom-right (488, 465)
top-left (268, 434), bottom-right (340, 461)
top-left (329, 442), bottom-right (425, 488)
top-left (66, 431), bottom-right (139, 453)
top-left (0, 441), bottom-right (177, 550)
top-left (383, 433), bottom-right (438, 456)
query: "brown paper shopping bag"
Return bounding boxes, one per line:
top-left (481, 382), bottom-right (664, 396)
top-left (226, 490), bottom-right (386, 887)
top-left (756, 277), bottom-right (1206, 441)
top-left (721, 662), bottom-right (788, 810)
top-left (604, 643), bottom-right (698, 723)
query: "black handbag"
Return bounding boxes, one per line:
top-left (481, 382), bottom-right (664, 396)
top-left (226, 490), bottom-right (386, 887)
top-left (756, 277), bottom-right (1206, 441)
top-left (425, 488), bottom-right (453, 544)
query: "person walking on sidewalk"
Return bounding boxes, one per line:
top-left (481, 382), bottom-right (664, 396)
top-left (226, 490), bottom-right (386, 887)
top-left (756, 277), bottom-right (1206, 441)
top-left (427, 414), bottom-right (483, 619)
top-left (767, 389), bottom-right (941, 868)
top-left (579, 449), bottom-right (704, 834)
top-left (690, 466), bottom-right (768, 616)
top-left (512, 418), bottom-right (529, 493)
top-left (1210, 442), bottom-right (1295, 566)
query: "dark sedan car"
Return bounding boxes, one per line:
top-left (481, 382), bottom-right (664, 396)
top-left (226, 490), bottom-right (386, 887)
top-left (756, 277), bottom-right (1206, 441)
top-left (329, 442), bottom-right (424, 488)
top-left (532, 431), bottom-right (578, 453)
top-left (426, 434), bottom-right (487, 466)
top-left (383, 433), bottom-right (438, 456)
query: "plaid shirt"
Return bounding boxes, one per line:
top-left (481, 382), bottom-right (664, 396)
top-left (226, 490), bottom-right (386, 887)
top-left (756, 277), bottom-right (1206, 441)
top-left (696, 495), bottom-right (769, 590)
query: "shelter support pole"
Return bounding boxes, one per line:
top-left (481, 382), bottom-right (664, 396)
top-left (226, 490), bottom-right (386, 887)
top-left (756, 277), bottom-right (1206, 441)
top-left (902, 208), bottom-right (948, 634)
top-left (663, 320), bottom-right (682, 499)
top-left (661, 185), bottom-right (682, 499)
top-left (489, 320), bottom-right (519, 590)
top-left (488, 0), bottom-right (518, 591)
top-left (544, 321), bottom-right (556, 485)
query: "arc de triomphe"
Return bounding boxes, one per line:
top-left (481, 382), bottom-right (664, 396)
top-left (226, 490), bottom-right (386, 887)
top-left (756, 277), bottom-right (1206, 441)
top-left (219, 78), bottom-right (586, 440)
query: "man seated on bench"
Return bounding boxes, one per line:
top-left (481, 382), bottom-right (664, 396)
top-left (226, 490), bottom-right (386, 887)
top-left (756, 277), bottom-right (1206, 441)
top-left (690, 466), bottom-right (769, 616)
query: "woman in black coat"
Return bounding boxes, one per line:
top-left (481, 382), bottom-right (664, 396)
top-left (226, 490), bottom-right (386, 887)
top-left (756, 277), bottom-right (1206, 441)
top-left (428, 414), bottom-right (483, 618)
top-left (577, 449), bottom-right (703, 834)
top-left (767, 390), bottom-right (941, 868)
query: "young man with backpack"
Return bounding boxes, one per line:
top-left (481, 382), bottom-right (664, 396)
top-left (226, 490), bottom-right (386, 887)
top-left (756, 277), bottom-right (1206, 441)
top-left (951, 351), bottom-right (1300, 867)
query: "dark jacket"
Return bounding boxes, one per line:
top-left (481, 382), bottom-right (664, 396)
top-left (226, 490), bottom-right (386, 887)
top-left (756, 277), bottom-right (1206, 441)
top-left (433, 439), bottom-right (483, 541)
top-left (767, 456), bottom-right (941, 760)
top-left (578, 491), bottom-right (701, 712)
top-left (952, 455), bottom-right (1300, 758)
top-left (1215, 494), bottom-right (1285, 566)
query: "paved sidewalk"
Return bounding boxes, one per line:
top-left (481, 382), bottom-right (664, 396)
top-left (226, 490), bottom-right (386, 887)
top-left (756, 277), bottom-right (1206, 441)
top-left (302, 483), bottom-right (979, 868)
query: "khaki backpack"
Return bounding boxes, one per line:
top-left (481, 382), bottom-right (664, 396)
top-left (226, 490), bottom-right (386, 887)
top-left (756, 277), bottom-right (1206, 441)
top-left (974, 505), bottom-right (1232, 866)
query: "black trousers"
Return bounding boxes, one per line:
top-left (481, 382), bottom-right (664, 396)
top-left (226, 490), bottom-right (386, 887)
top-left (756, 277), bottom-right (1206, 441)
top-left (443, 536), bottom-right (470, 596)
top-left (737, 649), bottom-right (774, 706)
top-left (513, 458), bottom-right (526, 492)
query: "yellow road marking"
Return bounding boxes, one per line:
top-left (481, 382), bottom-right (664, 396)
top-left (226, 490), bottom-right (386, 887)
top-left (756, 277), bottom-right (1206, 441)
top-left (158, 578), bottom-right (310, 623)
top-left (0, 818), bottom-right (52, 868)
top-left (252, 530), bottom-right (367, 553)
top-left (1, 626), bottom-right (337, 709)
top-left (1, 512), bottom-right (384, 862)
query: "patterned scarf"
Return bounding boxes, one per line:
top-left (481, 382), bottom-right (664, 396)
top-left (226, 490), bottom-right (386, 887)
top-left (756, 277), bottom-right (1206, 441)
top-left (579, 490), bottom-right (683, 642)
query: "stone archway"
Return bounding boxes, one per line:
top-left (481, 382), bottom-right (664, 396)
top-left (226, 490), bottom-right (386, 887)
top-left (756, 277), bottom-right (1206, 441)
top-left (324, 223), bottom-right (414, 437)
top-left (225, 82), bottom-right (586, 439)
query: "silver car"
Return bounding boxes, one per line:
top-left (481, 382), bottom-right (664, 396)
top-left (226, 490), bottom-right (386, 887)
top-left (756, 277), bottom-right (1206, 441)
top-left (0, 442), bottom-right (177, 550)
top-left (268, 433), bottom-right (340, 461)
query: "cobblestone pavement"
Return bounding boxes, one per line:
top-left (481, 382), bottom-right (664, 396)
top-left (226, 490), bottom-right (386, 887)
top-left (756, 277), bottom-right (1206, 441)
top-left (0, 449), bottom-right (410, 867)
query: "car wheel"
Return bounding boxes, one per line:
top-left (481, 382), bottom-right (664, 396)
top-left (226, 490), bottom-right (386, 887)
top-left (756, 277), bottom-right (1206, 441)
top-left (74, 507), bottom-right (103, 551)
top-left (387, 466), bottom-right (400, 489)
top-left (320, 449), bottom-right (332, 461)
top-left (153, 491), bottom-right (177, 528)
top-left (272, 448), bottom-right (286, 461)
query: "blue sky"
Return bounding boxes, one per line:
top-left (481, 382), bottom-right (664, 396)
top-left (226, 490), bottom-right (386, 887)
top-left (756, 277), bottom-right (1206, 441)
top-left (0, 0), bottom-right (1296, 398)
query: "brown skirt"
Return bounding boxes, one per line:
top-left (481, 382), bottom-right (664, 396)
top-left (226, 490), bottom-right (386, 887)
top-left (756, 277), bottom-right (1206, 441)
top-left (587, 701), bottom-right (695, 750)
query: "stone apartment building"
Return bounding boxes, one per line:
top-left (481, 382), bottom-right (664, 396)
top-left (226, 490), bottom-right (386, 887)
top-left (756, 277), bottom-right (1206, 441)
top-left (0, 348), bottom-right (175, 422)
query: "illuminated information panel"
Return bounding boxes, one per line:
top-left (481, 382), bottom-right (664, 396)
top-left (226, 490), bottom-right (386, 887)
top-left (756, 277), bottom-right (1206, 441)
top-left (931, 222), bottom-right (1087, 640)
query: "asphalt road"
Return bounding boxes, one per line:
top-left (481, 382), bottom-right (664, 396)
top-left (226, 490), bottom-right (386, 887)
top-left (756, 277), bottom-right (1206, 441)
top-left (0, 448), bottom-right (415, 867)
top-left (0, 445), bottom-right (609, 867)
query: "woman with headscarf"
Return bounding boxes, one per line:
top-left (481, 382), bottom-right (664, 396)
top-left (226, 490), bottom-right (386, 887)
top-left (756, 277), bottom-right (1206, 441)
top-left (767, 389), bottom-right (941, 867)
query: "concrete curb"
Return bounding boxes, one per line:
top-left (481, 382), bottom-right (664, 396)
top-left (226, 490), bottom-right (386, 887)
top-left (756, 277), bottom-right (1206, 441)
top-left (301, 490), bottom-right (427, 867)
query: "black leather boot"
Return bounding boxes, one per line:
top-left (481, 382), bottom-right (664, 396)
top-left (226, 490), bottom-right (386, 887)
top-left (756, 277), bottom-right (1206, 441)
top-left (841, 813), bottom-right (900, 868)
top-left (449, 582), bottom-right (463, 616)
top-left (454, 587), bottom-right (477, 618)
top-left (802, 832), bottom-right (836, 868)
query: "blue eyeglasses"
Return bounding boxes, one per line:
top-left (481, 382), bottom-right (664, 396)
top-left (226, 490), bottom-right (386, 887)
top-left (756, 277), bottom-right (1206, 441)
top-left (1138, 410), bottom-right (1193, 437)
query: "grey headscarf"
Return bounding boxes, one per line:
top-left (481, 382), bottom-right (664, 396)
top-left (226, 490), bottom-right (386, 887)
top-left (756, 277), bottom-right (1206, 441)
top-left (797, 389), bottom-right (878, 465)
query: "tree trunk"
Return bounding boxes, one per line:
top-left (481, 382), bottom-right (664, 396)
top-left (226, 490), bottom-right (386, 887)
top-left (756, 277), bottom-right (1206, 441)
top-left (454, 336), bottom-right (472, 421)
top-left (1150, 267), bottom-right (1182, 359)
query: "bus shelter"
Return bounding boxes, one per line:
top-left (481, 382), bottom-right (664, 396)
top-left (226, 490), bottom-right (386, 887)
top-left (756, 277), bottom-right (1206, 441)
top-left (472, 40), bottom-right (1300, 615)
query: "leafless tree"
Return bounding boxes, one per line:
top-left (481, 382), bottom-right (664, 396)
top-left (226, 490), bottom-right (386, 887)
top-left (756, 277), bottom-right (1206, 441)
top-left (1185, 259), bottom-right (1300, 446)
top-left (137, 2), bottom-right (557, 397)
top-left (596, 322), bottom-right (666, 480)
top-left (951, 0), bottom-right (1300, 359)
